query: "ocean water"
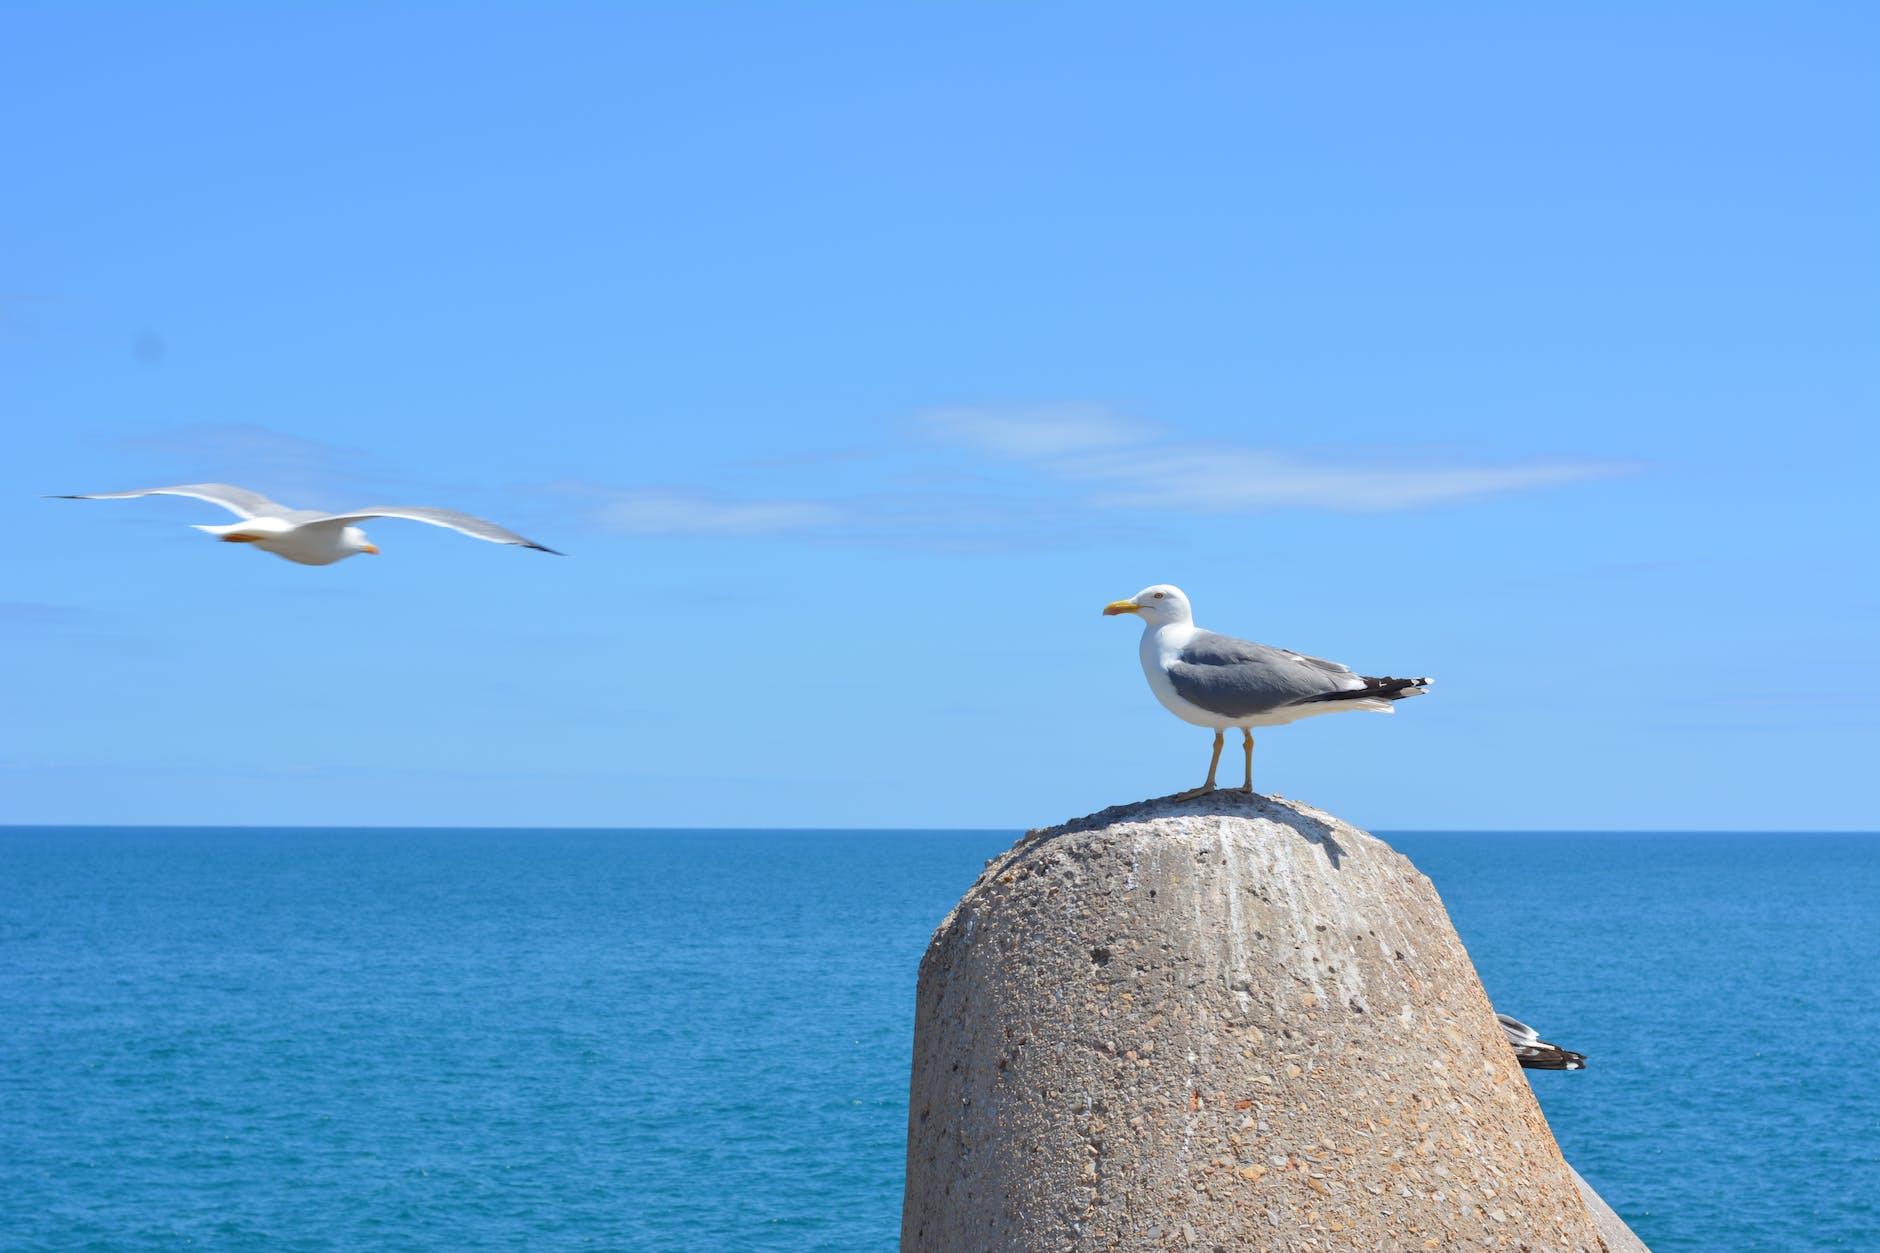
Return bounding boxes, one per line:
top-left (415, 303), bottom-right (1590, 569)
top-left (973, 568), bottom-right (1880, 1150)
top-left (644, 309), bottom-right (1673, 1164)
top-left (0, 826), bottom-right (1874, 1252)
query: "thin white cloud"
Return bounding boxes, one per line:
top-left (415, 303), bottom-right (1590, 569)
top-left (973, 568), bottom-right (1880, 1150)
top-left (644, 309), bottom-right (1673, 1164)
top-left (122, 422), bottom-right (379, 477)
top-left (916, 402), bottom-right (1639, 511)
top-left (589, 489), bottom-right (847, 537)
top-left (917, 403), bottom-right (1157, 458)
top-left (0, 601), bottom-right (90, 626)
top-left (117, 422), bottom-right (397, 509)
top-left (541, 478), bottom-right (1120, 549)
top-left (1057, 444), bottom-right (1639, 512)
top-left (0, 290), bottom-right (60, 338)
top-left (560, 406), bottom-right (1638, 545)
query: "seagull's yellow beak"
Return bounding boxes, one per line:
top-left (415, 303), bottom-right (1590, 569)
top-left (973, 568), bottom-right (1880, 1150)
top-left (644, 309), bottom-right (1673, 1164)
top-left (1103, 599), bottom-right (1141, 617)
top-left (363, 544), bottom-right (380, 555)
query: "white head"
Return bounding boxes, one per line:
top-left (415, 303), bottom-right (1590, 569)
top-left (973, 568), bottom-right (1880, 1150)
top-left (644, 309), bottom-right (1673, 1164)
top-left (1103, 583), bottom-right (1194, 627)
top-left (342, 526), bottom-right (379, 557)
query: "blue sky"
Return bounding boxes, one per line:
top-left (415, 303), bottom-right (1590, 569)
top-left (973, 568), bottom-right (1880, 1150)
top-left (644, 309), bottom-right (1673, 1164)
top-left (3, 3), bottom-right (1874, 831)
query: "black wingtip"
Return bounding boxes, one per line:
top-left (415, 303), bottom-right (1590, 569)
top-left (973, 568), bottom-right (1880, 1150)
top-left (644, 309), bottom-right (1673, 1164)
top-left (1300, 675), bottom-right (1432, 705)
top-left (523, 542), bottom-right (567, 556)
top-left (1517, 1051), bottom-right (1589, 1071)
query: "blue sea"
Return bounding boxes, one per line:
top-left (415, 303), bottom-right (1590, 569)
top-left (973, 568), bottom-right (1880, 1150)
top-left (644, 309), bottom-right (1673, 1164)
top-left (1, 827), bottom-right (1875, 1252)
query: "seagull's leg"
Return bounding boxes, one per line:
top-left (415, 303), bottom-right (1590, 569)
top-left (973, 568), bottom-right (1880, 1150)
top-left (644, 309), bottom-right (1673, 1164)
top-left (1175, 731), bottom-right (1224, 800)
top-left (1240, 729), bottom-right (1255, 793)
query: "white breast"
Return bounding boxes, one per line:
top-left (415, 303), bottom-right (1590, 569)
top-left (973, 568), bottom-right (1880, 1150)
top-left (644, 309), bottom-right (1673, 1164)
top-left (1139, 622), bottom-right (1230, 728)
top-left (255, 525), bottom-right (352, 566)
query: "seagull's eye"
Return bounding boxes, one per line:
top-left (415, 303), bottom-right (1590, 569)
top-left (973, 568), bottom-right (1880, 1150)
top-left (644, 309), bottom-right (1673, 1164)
top-left (1153, 592), bottom-right (1165, 599)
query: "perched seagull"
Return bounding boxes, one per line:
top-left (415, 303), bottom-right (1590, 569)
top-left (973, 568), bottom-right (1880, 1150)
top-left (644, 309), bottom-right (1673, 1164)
top-left (1103, 584), bottom-right (1429, 796)
top-left (50, 483), bottom-right (561, 566)
top-left (1498, 1013), bottom-right (1587, 1070)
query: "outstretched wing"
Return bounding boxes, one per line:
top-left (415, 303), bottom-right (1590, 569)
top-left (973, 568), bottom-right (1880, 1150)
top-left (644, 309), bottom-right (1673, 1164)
top-left (49, 483), bottom-right (292, 519)
top-left (305, 506), bottom-right (563, 555)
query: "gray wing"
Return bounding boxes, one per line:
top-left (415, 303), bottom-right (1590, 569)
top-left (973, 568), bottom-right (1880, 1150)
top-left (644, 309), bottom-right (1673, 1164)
top-left (48, 483), bottom-right (292, 519)
top-left (304, 506), bottom-right (563, 554)
top-left (1166, 631), bottom-right (1367, 718)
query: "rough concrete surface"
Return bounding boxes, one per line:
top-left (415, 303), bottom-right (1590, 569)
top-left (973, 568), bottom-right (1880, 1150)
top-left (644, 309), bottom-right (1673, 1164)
top-left (1570, 1169), bottom-right (1651, 1253)
top-left (902, 791), bottom-right (1629, 1252)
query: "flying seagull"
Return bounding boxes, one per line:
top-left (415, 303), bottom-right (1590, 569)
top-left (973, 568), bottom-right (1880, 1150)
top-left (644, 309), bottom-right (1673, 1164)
top-left (50, 483), bottom-right (561, 566)
top-left (1103, 583), bottom-right (1429, 796)
top-left (1498, 1013), bottom-right (1587, 1070)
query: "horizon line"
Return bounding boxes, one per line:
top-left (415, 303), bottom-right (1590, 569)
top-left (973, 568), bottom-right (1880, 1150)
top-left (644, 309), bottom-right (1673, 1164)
top-left (2, 823), bottom-right (1874, 836)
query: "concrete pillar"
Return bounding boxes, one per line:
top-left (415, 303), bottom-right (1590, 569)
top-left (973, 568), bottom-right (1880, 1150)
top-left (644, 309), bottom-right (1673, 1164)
top-left (902, 792), bottom-right (1638, 1252)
